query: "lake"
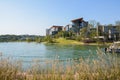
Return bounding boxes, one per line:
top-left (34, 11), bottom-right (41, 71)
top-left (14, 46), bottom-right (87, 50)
top-left (0, 42), bottom-right (105, 69)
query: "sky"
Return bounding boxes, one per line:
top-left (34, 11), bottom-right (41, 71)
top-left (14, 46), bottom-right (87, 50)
top-left (0, 0), bottom-right (120, 36)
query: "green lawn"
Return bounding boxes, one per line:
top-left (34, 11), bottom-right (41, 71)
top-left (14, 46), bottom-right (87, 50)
top-left (44, 37), bottom-right (112, 46)
top-left (54, 38), bottom-right (84, 45)
top-left (54, 38), bottom-right (109, 45)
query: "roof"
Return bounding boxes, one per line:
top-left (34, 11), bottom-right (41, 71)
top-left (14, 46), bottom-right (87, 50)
top-left (71, 18), bottom-right (84, 22)
top-left (50, 25), bottom-right (63, 29)
top-left (52, 25), bottom-right (63, 27)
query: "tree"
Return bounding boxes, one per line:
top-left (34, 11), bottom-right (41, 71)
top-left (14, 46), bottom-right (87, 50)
top-left (115, 21), bottom-right (120, 40)
top-left (79, 27), bottom-right (88, 40)
top-left (89, 29), bottom-right (97, 39)
top-left (115, 21), bottom-right (120, 26)
top-left (35, 37), bottom-right (42, 43)
top-left (89, 20), bottom-right (97, 28)
top-left (44, 35), bottom-right (54, 43)
top-left (115, 21), bottom-right (120, 30)
top-left (98, 25), bottom-right (104, 36)
top-left (26, 38), bottom-right (32, 42)
top-left (55, 31), bottom-right (73, 38)
top-left (69, 31), bottom-right (74, 37)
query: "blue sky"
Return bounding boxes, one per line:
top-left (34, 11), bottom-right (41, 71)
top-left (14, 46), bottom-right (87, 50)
top-left (0, 0), bottom-right (120, 35)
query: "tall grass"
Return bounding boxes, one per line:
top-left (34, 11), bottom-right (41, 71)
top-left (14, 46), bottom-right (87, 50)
top-left (0, 49), bottom-right (120, 80)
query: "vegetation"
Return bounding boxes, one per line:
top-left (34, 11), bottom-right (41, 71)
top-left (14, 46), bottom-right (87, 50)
top-left (55, 37), bottom-right (83, 45)
top-left (54, 31), bottom-right (75, 39)
top-left (35, 37), bottom-right (43, 43)
top-left (0, 49), bottom-right (120, 80)
top-left (0, 35), bottom-right (44, 43)
top-left (79, 27), bottom-right (88, 41)
top-left (44, 35), bottom-right (55, 43)
top-left (47, 20), bottom-right (120, 44)
top-left (116, 21), bottom-right (120, 36)
top-left (89, 29), bottom-right (97, 39)
top-left (0, 20), bottom-right (120, 44)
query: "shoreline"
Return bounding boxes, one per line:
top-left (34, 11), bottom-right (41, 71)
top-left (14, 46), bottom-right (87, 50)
top-left (44, 38), bottom-right (112, 46)
top-left (44, 42), bottom-right (111, 46)
top-left (0, 40), bottom-right (112, 46)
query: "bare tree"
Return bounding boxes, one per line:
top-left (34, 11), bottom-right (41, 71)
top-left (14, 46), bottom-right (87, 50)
top-left (115, 21), bottom-right (120, 31)
top-left (115, 21), bottom-right (120, 26)
top-left (89, 20), bottom-right (97, 28)
top-left (115, 21), bottom-right (120, 40)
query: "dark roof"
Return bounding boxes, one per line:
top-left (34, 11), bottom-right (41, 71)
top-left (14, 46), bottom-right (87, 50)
top-left (51, 25), bottom-right (63, 28)
top-left (52, 25), bottom-right (63, 27)
top-left (71, 18), bottom-right (84, 22)
top-left (50, 25), bottom-right (63, 29)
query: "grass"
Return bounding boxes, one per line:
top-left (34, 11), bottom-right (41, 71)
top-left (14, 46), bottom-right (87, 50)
top-left (54, 38), bottom-right (84, 45)
top-left (54, 38), bottom-right (110, 46)
top-left (0, 49), bottom-right (120, 80)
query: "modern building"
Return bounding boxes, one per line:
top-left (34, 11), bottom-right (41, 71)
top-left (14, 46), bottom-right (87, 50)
top-left (46, 18), bottom-right (88, 36)
top-left (64, 24), bottom-right (74, 31)
top-left (46, 25), bottom-right (63, 36)
top-left (63, 18), bottom-right (88, 34)
top-left (71, 18), bottom-right (88, 35)
top-left (98, 25), bottom-right (120, 41)
top-left (46, 17), bottom-right (120, 41)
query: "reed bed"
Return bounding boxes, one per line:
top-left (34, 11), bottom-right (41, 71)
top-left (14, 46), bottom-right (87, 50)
top-left (0, 49), bottom-right (120, 80)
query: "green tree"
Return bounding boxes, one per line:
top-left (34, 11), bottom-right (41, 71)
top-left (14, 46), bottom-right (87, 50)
top-left (89, 29), bottom-right (97, 39)
top-left (75, 35), bottom-right (82, 41)
top-left (115, 21), bottom-right (120, 40)
top-left (115, 21), bottom-right (120, 31)
top-left (35, 37), bottom-right (42, 43)
top-left (56, 31), bottom-right (64, 38)
top-left (26, 37), bottom-right (32, 42)
top-left (44, 35), bottom-right (54, 43)
top-left (79, 27), bottom-right (88, 40)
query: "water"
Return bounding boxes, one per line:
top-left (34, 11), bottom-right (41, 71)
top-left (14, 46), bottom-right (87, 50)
top-left (0, 42), bottom-right (104, 69)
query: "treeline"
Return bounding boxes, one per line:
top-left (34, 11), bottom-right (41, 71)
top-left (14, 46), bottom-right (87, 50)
top-left (0, 35), bottom-right (44, 42)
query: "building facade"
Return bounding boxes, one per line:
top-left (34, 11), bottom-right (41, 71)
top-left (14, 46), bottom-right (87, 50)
top-left (98, 25), bottom-right (120, 41)
top-left (46, 25), bottom-right (63, 36)
top-left (63, 18), bottom-right (88, 34)
top-left (46, 17), bottom-right (120, 41)
top-left (71, 18), bottom-right (88, 35)
top-left (64, 24), bottom-right (74, 32)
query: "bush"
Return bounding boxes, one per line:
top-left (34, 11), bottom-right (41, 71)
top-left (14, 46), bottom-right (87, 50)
top-left (75, 35), bottom-right (82, 41)
top-left (44, 36), bottom-right (55, 43)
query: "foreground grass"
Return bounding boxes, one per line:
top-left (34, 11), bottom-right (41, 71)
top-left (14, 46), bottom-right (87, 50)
top-left (0, 50), bottom-right (120, 80)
